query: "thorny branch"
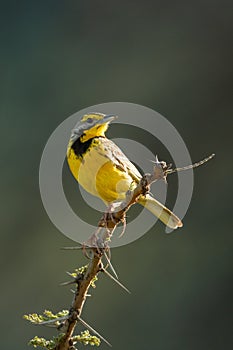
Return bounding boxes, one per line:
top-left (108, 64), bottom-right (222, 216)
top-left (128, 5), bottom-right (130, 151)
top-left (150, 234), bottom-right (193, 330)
top-left (54, 158), bottom-right (169, 350)
top-left (27, 154), bottom-right (215, 350)
top-left (55, 252), bottom-right (104, 350)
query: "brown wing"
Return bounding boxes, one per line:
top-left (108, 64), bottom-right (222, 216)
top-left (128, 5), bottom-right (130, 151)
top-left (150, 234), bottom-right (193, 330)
top-left (95, 137), bottom-right (142, 182)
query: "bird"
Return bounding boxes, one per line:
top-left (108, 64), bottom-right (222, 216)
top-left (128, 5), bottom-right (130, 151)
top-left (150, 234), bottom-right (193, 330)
top-left (66, 112), bottom-right (183, 229)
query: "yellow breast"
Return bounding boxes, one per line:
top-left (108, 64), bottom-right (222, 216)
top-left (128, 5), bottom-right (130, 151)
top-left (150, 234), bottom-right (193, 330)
top-left (67, 139), bottom-right (134, 203)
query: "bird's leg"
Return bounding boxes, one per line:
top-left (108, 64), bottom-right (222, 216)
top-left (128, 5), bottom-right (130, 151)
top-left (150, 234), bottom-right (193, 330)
top-left (104, 200), bottom-right (127, 238)
top-left (84, 216), bottom-right (115, 251)
top-left (105, 202), bottom-right (122, 224)
top-left (118, 216), bottom-right (127, 238)
top-left (83, 227), bottom-right (109, 252)
top-left (82, 227), bottom-right (101, 253)
top-left (119, 189), bottom-right (133, 210)
top-left (84, 193), bottom-right (131, 250)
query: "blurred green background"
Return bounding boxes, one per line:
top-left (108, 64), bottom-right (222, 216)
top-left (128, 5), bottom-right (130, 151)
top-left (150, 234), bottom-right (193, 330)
top-left (1, 1), bottom-right (232, 349)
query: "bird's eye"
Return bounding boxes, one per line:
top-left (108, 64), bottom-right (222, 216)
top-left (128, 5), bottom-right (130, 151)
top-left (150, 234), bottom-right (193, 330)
top-left (86, 118), bottom-right (93, 123)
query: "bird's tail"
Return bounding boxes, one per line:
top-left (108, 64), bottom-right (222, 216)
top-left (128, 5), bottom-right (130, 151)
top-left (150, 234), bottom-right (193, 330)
top-left (138, 194), bottom-right (183, 229)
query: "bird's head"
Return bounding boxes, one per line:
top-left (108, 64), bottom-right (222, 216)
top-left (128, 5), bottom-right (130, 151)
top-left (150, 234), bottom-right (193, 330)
top-left (70, 113), bottom-right (117, 144)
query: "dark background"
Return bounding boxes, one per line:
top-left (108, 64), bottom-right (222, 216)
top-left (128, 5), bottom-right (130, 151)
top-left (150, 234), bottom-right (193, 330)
top-left (1, 1), bottom-right (232, 349)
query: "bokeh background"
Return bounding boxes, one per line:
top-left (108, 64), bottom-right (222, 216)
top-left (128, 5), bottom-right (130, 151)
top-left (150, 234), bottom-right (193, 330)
top-left (1, 1), bottom-right (232, 349)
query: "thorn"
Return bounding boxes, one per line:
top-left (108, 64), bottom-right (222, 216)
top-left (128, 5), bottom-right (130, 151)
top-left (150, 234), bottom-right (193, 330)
top-left (59, 272), bottom-right (77, 286)
top-left (149, 156), bottom-right (160, 166)
top-left (103, 251), bottom-right (119, 280)
top-left (60, 280), bottom-right (76, 286)
top-left (38, 315), bottom-right (69, 326)
top-left (78, 316), bottom-right (112, 347)
top-left (101, 267), bottom-right (131, 294)
top-left (61, 245), bottom-right (82, 250)
top-left (70, 289), bottom-right (76, 294)
top-left (66, 271), bottom-right (76, 278)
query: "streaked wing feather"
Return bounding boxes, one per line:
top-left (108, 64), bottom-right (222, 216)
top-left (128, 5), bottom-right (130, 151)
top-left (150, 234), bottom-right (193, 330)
top-left (97, 138), bottom-right (141, 181)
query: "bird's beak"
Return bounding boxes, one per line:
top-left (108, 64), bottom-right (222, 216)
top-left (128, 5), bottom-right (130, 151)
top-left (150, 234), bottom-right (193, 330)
top-left (102, 114), bottom-right (118, 124)
top-left (70, 129), bottom-right (80, 142)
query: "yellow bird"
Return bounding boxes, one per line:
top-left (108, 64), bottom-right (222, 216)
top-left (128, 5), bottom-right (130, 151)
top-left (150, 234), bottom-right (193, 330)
top-left (67, 113), bottom-right (183, 229)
